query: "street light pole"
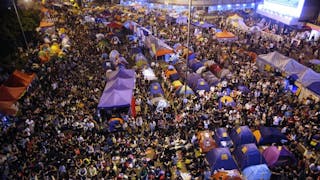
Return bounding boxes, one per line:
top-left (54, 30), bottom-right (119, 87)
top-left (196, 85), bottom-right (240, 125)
top-left (11, 0), bottom-right (29, 51)
top-left (184, 0), bottom-right (192, 99)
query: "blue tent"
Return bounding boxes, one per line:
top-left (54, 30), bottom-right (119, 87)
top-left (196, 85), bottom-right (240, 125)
top-left (169, 73), bottom-right (180, 81)
top-left (242, 164), bottom-right (271, 180)
top-left (150, 82), bottom-right (164, 95)
top-left (253, 126), bottom-right (288, 145)
top-left (215, 127), bottom-right (233, 148)
top-left (234, 143), bottom-right (266, 170)
top-left (206, 148), bottom-right (238, 171)
top-left (195, 79), bottom-right (210, 92)
top-left (230, 126), bottom-right (256, 147)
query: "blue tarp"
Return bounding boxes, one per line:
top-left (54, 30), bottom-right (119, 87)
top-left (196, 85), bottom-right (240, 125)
top-left (98, 89), bottom-right (133, 109)
top-left (215, 127), bottom-right (233, 148)
top-left (206, 148), bottom-right (238, 171)
top-left (230, 126), bottom-right (256, 147)
top-left (107, 68), bottom-right (135, 81)
top-left (234, 143), bottom-right (266, 170)
top-left (255, 126), bottom-right (288, 145)
top-left (307, 81), bottom-right (320, 96)
top-left (150, 82), bottom-right (164, 95)
top-left (242, 164), bottom-right (271, 180)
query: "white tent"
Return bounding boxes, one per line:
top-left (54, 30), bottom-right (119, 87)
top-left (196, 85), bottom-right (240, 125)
top-left (282, 60), bottom-right (308, 78)
top-left (142, 67), bottom-right (157, 81)
top-left (256, 51), bottom-right (293, 71)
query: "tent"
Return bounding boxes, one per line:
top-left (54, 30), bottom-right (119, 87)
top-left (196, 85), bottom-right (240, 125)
top-left (39, 21), bottom-right (54, 28)
top-left (297, 68), bottom-right (320, 87)
top-left (142, 68), bottom-right (157, 81)
top-left (106, 68), bottom-right (135, 81)
top-left (175, 85), bottom-right (194, 96)
top-left (176, 16), bottom-right (188, 24)
top-left (0, 71), bottom-right (36, 115)
top-left (197, 131), bottom-right (217, 153)
top-left (215, 128), bottom-right (233, 148)
top-left (192, 21), bottom-right (215, 28)
top-left (211, 170), bottom-right (243, 180)
top-left (230, 126), bottom-right (256, 147)
top-left (202, 71), bottom-right (219, 86)
top-left (108, 117), bottom-right (124, 132)
top-left (145, 36), bottom-right (174, 57)
top-left (262, 146), bottom-right (296, 168)
top-left (215, 31), bottom-right (237, 41)
top-left (98, 89), bottom-right (133, 109)
top-left (307, 82), bottom-right (320, 96)
top-left (282, 59), bottom-right (308, 78)
top-left (195, 79), bottom-right (210, 92)
top-left (219, 96), bottom-right (236, 109)
top-left (0, 86), bottom-right (26, 101)
top-left (256, 51), bottom-right (293, 71)
top-left (187, 73), bottom-right (201, 89)
top-left (242, 164), bottom-right (271, 180)
top-left (234, 143), bottom-right (266, 170)
top-left (172, 80), bottom-right (183, 89)
top-left (253, 126), bottom-right (288, 145)
top-left (150, 82), bottom-right (164, 95)
top-left (104, 78), bottom-right (135, 91)
top-left (5, 70), bottom-right (36, 87)
top-left (206, 148), bottom-right (238, 171)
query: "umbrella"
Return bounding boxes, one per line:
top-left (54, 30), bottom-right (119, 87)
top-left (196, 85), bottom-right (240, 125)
top-left (175, 85), bottom-right (194, 96)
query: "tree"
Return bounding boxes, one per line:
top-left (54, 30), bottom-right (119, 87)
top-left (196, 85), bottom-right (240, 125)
top-left (0, 3), bottom-right (40, 71)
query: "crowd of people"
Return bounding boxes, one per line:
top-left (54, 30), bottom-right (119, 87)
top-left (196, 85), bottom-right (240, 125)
top-left (0, 2), bottom-right (319, 180)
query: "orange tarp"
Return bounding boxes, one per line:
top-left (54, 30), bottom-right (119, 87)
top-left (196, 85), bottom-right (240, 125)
top-left (0, 70), bottom-right (36, 115)
top-left (0, 101), bottom-right (18, 116)
top-left (156, 48), bottom-right (174, 57)
top-left (39, 21), bottom-right (55, 28)
top-left (216, 31), bottom-right (236, 38)
top-left (0, 86), bottom-right (26, 101)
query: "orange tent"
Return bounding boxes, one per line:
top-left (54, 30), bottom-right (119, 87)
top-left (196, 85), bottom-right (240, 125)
top-left (165, 69), bottom-right (178, 78)
top-left (212, 170), bottom-right (243, 180)
top-left (197, 131), bottom-right (217, 153)
top-left (39, 21), bottom-right (55, 28)
top-left (215, 31), bottom-right (236, 39)
top-left (5, 70), bottom-right (36, 87)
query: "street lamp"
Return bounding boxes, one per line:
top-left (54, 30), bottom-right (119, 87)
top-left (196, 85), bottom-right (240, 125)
top-left (184, 0), bottom-right (192, 99)
top-left (11, 0), bottom-right (29, 51)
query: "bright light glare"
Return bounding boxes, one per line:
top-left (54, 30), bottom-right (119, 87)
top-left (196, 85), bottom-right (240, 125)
top-left (262, 0), bottom-right (305, 17)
